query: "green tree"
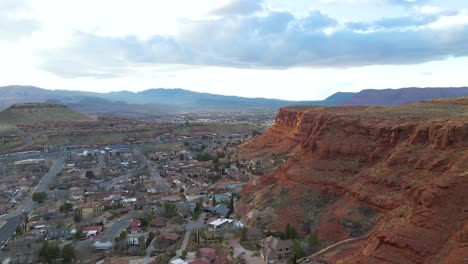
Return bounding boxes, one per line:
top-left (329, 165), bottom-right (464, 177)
top-left (308, 232), bottom-right (318, 248)
top-left (240, 228), bottom-right (248, 242)
top-left (59, 202), bottom-right (74, 213)
top-left (284, 223), bottom-right (298, 240)
top-left (138, 236), bottom-right (146, 252)
top-left (38, 241), bottom-right (61, 264)
top-left (181, 250), bottom-right (187, 260)
top-left (287, 254), bottom-right (297, 264)
top-left (32, 192), bottom-right (47, 203)
top-left (212, 195), bottom-right (217, 207)
top-left (292, 240), bottom-right (305, 259)
top-left (163, 202), bottom-right (178, 218)
top-left (119, 230), bottom-right (128, 241)
top-left (193, 198), bottom-right (203, 219)
top-left (85, 170), bottom-right (95, 179)
top-left (229, 195), bottom-right (234, 214)
top-left (61, 244), bottom-right (76, 264)
top-left (147, 231), bottom-right (156, 247)
top-left (73, 214), bottom-right (82, 223)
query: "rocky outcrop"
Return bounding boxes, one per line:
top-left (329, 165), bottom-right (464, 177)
top-left (240, 98), bottom-right (468, 263)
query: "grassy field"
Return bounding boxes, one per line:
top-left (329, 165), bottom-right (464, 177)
top-left (0, 123), bottom-right (15, 132)
top-left (142, 143), bottom-right (181, 153)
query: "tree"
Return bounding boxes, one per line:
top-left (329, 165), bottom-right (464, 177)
top-left (308, 232), bottom-right (318, 248)
top-left (147, 232), bottom-right (156, 247)
top-left (85, 170), bottom-right (95, 179)
top-left (284, 223), bottom-right (298, 240)
top-left (59, 202), bottom-right (74, 213)
top-left (287, 254), bottom-right (297, 264)
top-left (212, 195), bottom-right (217, 207)
top-left (181, 250), bottom-right (187, 260)
top-left (38, 241), bottom-right (60, 264)
top-left (163, 202), bottom-right (178, 218)
top-left (119, 230), bottom-right (128, 241)
top-left (240, 228), bottom-right (248, 242)
top-left (73, 214), bottom-right (82, 223)
top-left (292, 240), bottom-right (305, 259)
top-left (138, 236), bottom-right (146, 252)
top-left (32, 192), bottom-right (47, 203)
top-left (61, 244), bottom-right (76, 264)
top-left (229, 195), bottom-right (234, 214)
top-left (193, 198), bottom-right (203, 220)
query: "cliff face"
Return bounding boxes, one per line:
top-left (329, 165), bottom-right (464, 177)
top-left (240, 99), bottom-right (468, 263)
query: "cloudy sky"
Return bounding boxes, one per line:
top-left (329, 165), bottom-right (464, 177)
top-left (0, 0), bottom-right (467, 100)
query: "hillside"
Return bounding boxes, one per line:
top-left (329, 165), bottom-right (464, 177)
top-left (0, 103), bottom-right (92, 125)
top-left (340, 87), bottom-right (468, 106)
top-left (239, 97), bottom-right (468, 263)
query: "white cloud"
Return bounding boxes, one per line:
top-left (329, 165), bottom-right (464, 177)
top-left (0, 0), bottom-right (466, 100)
top-left (427, 10), bottom-right (468, 29)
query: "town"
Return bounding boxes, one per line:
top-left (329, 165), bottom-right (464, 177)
top-left (0, 126), bottom-right (301, 264)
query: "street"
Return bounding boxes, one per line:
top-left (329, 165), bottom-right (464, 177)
top-left (100, 217), bottom-right (133, 242)
top-left (133, 146), bottom-right (171, 193)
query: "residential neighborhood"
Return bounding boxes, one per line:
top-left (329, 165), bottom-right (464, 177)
top-left (0, 129), bottom-right (296, 264)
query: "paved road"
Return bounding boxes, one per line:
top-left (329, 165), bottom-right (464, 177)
top-left (174, 213), bottom-right (206, 258)
top-left (133, 147), bottom-right (171, 193)
top-left (100, 217), bottom-right (132, 242)
top-left (0, 218), bottom-right (22, 250)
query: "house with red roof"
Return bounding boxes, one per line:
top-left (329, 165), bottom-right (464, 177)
top-left (81, 225), bottom-right (103, 238)
top-left (200, 248), bottom-right (217, 263)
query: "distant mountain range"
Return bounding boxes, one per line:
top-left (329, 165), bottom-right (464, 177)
top-left (0, 86), bottom-right (353, 116)
top-left (0, 85), bottom-right (467, 117)
top-left (342, 87), bottom-right (468, 106)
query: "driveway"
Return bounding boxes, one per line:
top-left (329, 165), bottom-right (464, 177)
top-left (229, 239), bottom-right (265, 264)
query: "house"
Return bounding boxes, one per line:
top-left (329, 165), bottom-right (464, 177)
top-left (200, 247), bottom-right (217, 263)
top-left (171, 259), bottom-right (188, 264)
top-left (208, 218), bottom-right (233, 231)
top-left (128, 219), bottom-right (143, 234)
top-left (151, 217), bottom-right (168, 228)
top-left (261, 236), bottom-right (293, 264)
top-left (93, 212), bottom-right (114, 225)
top-left (46, 228), bottom-right (75, 240)
top-left (189, 259), bottom-right (210, 264)
top-left (206, 204), bottom-right (230, 217)
top-left (159, 232), bottom-right (180, 243)
top-left (82, 225), bottom-right (103, 238)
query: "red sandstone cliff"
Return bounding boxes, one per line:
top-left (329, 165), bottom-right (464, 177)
top-left (240, 98), bottom-right (468, 263)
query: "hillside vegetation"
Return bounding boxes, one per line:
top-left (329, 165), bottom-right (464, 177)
top-left (0, 103), bottom-right (92, 126)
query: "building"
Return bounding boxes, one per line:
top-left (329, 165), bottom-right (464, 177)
top-left (151, 217), bottom-right (168, 228)
top-left (200, 247), bottom-right (217, 263)
top-left (82, 225), bottom-right (103, 238)
top-left (206, 204), bottom-right (230, 217)
top-left (261, 236), bottom-right (293, 264)
top-left (94, 241), bottom-right (113, 251)
top-left (208, 218), bottom-right (233, 231)
top-left (159, 232), bottom-right (180, 243)
top-left (46, 228), bottom-right (75, 240)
